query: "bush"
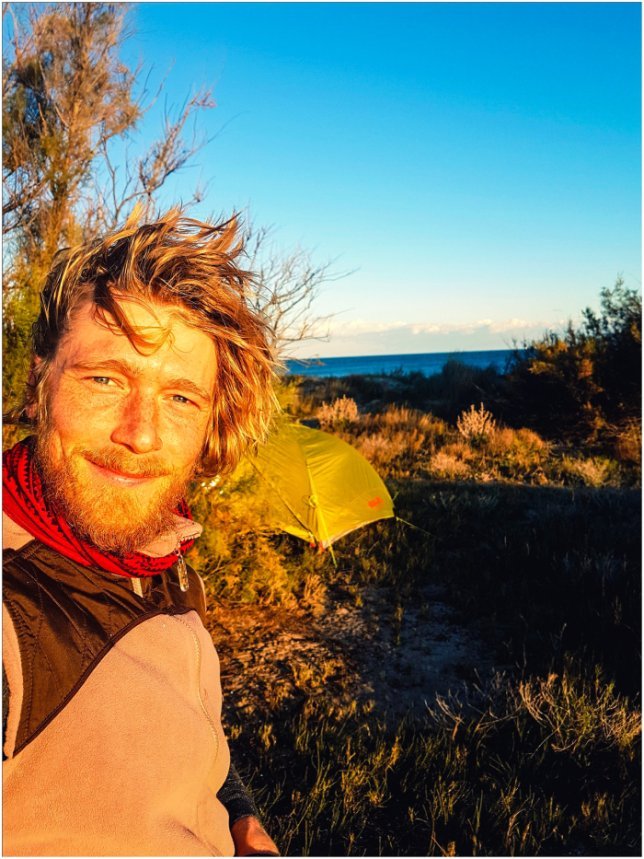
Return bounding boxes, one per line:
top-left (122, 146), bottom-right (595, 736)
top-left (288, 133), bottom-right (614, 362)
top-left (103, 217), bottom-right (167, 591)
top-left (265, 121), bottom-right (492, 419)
top-left (612, 419), bottom-right (642, 468)
top-left (484, 426), bottom-right (551, 481)
top-left (559, 455), bottom-right (621, 488)
top-left (428, 450), bottom-right (471, 480)
top-left (316, 395), bottom-right (359, 431)
top-left (421, 360), bottom-right (507, 419)
top-left (456, 402), bottom-right (497, 444)
top-left (508, 280), bottom-right (641, 438)
top-left (356, 431), bottom-right (416, 470)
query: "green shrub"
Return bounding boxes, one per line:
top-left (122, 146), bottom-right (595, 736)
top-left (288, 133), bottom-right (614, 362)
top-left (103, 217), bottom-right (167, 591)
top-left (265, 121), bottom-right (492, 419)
top-left (508, 280), bottom-right (641, 438)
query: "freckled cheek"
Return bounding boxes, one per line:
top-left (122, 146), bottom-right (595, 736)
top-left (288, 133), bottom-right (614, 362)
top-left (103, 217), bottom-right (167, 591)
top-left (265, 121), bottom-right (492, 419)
top-left (166, 414), bottom-right (211, 466)
top-left (47, 387), bottom-right (116, 451)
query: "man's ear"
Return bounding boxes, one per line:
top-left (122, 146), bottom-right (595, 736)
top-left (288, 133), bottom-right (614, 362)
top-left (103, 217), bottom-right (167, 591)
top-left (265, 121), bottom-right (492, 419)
top-left (24, 356), bottom-right (43, 421)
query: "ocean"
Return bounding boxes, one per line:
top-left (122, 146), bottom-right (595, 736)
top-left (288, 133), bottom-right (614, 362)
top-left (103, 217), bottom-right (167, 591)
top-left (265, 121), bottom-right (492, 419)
top-left (285, 348), bottom-right (520, 378)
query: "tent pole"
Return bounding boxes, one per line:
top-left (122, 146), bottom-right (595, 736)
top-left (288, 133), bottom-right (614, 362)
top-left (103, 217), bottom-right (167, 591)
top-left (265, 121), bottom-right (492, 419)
top-left (303, 460), bottom-right (337, 564)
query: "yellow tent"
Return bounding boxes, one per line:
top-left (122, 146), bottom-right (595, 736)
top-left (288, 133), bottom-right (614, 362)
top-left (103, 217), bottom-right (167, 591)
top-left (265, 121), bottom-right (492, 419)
top-left (250, 422), bottom-right (394, 551)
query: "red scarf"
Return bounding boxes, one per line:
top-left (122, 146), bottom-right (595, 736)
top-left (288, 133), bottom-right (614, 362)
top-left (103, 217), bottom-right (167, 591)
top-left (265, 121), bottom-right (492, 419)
top-left (2, 437), bottom-right (195, 578)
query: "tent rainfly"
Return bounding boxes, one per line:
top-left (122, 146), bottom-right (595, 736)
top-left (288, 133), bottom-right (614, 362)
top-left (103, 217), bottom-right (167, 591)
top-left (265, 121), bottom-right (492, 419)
top-left (250, 421), bottom-right (395, 553)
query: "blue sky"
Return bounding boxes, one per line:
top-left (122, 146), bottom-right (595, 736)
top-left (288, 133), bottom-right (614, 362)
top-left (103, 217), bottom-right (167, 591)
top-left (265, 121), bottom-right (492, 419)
top-left (124, 3), bottom-right (640, 357)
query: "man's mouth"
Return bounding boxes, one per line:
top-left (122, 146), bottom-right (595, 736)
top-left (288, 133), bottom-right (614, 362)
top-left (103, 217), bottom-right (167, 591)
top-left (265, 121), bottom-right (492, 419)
top-left (85, 458), bottom-right (166, 486)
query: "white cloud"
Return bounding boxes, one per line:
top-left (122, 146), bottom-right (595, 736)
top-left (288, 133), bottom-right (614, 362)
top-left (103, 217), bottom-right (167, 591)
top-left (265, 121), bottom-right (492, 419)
top-left (324, 316), bottom-right (562, 338)
top-left (290, 314), bottom-right (572, 358)
top-left (326, 319), bottom-right (408, 335)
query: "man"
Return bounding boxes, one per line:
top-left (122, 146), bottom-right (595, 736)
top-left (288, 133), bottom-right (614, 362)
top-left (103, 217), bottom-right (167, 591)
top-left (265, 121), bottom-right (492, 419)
top-left (3, 208), bottom-right (280, 856)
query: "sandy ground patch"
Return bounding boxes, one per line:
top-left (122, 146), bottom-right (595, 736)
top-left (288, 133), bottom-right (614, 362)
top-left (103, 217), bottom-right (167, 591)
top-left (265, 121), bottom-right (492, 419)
top-left (207, 582), bottom-right (499, 724)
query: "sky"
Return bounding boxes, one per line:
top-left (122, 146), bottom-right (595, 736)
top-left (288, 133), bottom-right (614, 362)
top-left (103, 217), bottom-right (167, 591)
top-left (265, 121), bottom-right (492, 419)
top-left (122, 2), bottom-right (641, 357)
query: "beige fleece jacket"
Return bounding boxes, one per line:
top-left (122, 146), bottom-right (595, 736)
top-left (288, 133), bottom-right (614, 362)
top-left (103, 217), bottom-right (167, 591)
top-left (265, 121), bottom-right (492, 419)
top-left (3, 610), bottom-right (235, 857)
top-left (3, 515), bottom-right (235, 857)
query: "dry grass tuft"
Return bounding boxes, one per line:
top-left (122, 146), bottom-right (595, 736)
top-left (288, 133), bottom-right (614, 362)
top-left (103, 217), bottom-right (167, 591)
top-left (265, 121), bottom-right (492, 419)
top-left (457, 402), bottom-right (497, 444)
top-left (518, 670), bottom-right (641, 755)
top-left (356, 431), bottom-right (410, 467)
top-left (560, 455), bottom-right (620, 488)
top-left (355, 429), bottom-right (427, 473)
top-left (317, 395), bottom-right (359, 431)
top-left (348, 406), bottom-right (451, 477)
top-left (428, 451), bottom-right (471, 480)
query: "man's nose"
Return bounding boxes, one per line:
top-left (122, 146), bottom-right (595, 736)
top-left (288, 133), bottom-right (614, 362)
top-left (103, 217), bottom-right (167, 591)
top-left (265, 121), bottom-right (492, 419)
top-left (110, 393), bottom-right (162, 454)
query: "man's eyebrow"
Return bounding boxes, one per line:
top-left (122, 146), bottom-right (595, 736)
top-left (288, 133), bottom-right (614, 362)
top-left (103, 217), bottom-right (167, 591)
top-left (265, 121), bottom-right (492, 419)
top-left (164, 377), bottom-right (213, 404)
top-left (68, 359), bottom-right (212, 404)
top-left (69, 358), bottom-right (142, 377)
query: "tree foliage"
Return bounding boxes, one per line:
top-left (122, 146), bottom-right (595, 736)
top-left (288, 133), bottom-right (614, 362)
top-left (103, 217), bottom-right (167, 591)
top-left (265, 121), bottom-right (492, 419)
top-left (508, 279), bottom-right (642, 438)
top-left (3, 4), bottom-right (139, 251)
top-left (243, 224), bottom-right (343, 356)
top-left (3, 2), bottom-right (337, 422)
top-left (2, 2), bottom-right (215, 413)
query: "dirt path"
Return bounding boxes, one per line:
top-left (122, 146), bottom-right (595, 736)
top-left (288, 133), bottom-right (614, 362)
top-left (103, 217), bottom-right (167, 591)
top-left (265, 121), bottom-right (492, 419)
top-left (207, 582), bottom-right (498, 724)
top-left (317, 583), bottom-right (498, 718)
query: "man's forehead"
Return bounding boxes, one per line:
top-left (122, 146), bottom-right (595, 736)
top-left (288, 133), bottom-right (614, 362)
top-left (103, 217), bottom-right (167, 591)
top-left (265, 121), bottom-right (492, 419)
top-left (63, 297), bottom-right (205, 352)
top-left (58, 297), bottom-right (217, 377)
top-left (73, 295), bottom-right (185, 334)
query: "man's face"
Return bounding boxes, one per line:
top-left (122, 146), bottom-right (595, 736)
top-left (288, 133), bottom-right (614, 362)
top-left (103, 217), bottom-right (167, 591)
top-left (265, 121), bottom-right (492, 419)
top-left (35, 297), bottom-right (216, 554)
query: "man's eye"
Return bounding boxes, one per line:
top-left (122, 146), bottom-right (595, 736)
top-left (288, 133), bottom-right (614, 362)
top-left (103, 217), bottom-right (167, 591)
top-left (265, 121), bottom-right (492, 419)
top-left (90, 376), bottom-right (113, 386)
top-left (171, 394), bottom-right (194, 406)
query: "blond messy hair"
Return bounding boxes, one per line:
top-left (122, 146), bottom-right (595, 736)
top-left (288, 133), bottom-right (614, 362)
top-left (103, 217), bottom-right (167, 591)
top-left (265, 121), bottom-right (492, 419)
top-left (25, 206), bottom-right (278, 477)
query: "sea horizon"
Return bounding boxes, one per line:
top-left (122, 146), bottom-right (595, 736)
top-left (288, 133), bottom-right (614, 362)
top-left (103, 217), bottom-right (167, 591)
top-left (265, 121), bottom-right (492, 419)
top-left (285, 347), bottom-right (523, 378)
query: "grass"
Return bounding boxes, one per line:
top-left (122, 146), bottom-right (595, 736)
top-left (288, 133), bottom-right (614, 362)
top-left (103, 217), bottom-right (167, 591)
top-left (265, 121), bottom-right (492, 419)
top-left (188, 373), bottom-right (641, 855)
top-left (226, 665), bottom-right (639, 856)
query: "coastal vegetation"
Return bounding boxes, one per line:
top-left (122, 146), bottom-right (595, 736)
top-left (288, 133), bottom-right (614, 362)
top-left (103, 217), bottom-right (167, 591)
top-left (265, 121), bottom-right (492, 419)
top-left (188, 282), bottom-right (641, 856)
